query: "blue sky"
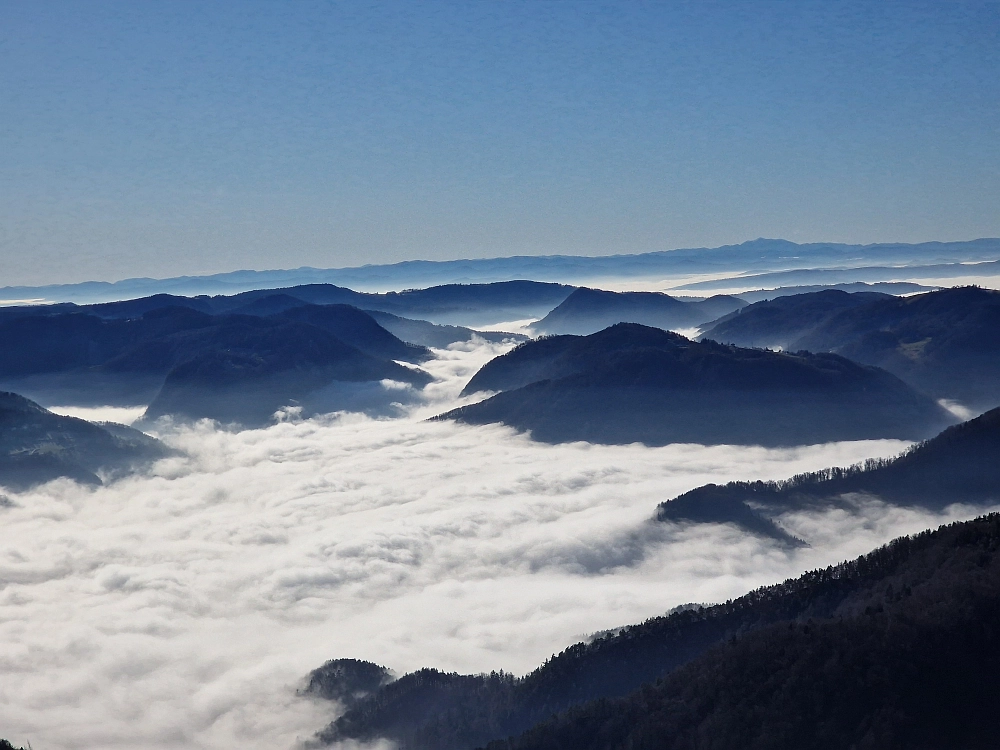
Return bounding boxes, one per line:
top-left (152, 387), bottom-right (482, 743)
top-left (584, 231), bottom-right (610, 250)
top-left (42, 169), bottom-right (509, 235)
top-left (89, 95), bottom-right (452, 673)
top-left (2, 0), bottom-right (998, 285)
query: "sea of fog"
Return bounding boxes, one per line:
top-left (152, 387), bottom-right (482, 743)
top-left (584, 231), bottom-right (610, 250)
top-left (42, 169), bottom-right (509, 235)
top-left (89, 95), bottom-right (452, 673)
top-left (0, 339), bottom-right (987, 750)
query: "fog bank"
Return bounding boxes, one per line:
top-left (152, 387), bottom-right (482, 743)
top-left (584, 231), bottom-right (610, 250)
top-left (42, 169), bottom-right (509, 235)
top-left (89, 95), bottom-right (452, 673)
top-left (0, 340), bottom-right (983, 750)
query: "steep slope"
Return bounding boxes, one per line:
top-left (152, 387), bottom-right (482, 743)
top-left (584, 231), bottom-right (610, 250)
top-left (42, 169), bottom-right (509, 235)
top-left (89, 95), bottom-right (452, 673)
top-left (701, 289), bottom-right (893, 349)
top-left (0, 391), bottom-right (168, 490)
top-left (486, 515), bottom-right (1000, 750)
top-left (444, 324), bottom-right (952, 446)
top-left (312, 515), bottom-right (1000, 750)
top-left (531, 287), bottom-right (745, 335)
top-left (657, 405), bottom-right (1000, 533)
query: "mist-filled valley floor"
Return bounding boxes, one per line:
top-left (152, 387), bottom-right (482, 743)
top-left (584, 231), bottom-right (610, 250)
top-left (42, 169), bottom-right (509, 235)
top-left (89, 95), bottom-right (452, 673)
top-left (1, 339), bottom-right (992, 750)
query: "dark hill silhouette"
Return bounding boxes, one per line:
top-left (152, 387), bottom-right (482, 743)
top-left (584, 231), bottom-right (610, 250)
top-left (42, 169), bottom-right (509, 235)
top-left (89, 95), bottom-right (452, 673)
top-left (209, 280), bottom-right (574, 326)
top-left (276, 304), bottom-right (430, 363)
top-left (311, 514), bottom-right (1000, 750)
top-left (795, 286), bottom-right (1000, 410)
top-left (227, 293), bottom-right (310, 317)
top-left (83, 293), bottom-right (214, 318)
top-left (443, 324), bottom-right (952, 446)
top-left (0, 307), bottom-right (218, 378)
top-left (141, 317), bottom-right (430, 425)
top-left (0, 280), bottom-right (573, 328)
top-left (733, 281), bottom-right (934, 304)
top-left (701, 289), bottom-right (893, 349)
top-left (303, 659), bottom-right (394, 709)
top-left (703, 286), bottom-right (1000, 410)
top-left (656, 489), bottom-right (804, 545)
top-left (531, 287), bottom-right (745, 335)
top-left (0, 306), bottom-right (431, 424)
top-left (0, 391), bottom-right (168, 490)
top-left (657, 405), bottom-right (1000, 535)
top-left (486, 515), bottom-right (1000, 750)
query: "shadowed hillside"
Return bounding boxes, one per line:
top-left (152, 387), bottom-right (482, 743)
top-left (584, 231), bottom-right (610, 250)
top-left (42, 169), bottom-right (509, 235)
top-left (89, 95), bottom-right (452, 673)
top-left (656, 404), bottom-right (1000, 536)
top-left (486, 514), bottom-right (1000, 750)
top-left (0, 306), bottom-right (431, 425)
top-left (531, 287), bottom-right (745, 335)
top-left (703, 286), bottom-right (1000, 410)
top-left (140, 317), bottom-right (430, 425)
top-left (0, 280), bottom-right (575, 327)
top-left (701, 289), bottom-right (892, 349)
top-left (0, 391), bottom-right (169, 490)
top-left (442, 324), bottom-right (953, 446)
top-left (311, 514), bottom-right (1000, 750)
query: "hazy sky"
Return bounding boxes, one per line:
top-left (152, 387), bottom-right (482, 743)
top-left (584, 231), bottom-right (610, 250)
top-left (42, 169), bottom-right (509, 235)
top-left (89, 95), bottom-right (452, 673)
top-left (2, 1), bottom-right (999, 285)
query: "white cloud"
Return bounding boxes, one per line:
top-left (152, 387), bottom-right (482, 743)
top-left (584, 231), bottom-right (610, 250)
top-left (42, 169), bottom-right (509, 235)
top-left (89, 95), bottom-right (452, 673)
top-left (0, 340), bottom-right (984, 750)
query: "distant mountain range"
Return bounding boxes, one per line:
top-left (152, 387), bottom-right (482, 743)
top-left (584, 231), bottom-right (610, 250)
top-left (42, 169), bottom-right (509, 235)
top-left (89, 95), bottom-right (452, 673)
top-left (440, 323), bottom-right (953, 446)
top-left (0, 282), bottom-right (557, 425)
top-left (672, 255), bottom-right (1000, 294)
top-left (530, 288), bottom-right (745, 335)
top-left (307, 514), bottom-right (1000, 750)
top-left (703, 286), bottom-right (1000, 410)
top-left (0, 280), bottom-right (574, 327)
top-left (4, 238), bottom-right (998, 304)
top-left (0, 392), bottom-right (167, 490)
top-left (731, 281), bottom-right (937, 304)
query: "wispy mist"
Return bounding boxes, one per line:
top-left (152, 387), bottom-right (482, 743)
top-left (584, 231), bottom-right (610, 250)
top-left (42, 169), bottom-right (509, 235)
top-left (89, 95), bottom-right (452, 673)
top-left (0, 340), bottom-right (985, 750)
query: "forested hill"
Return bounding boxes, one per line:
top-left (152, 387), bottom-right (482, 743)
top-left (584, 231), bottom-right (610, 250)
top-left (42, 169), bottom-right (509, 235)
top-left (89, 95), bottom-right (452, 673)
top-left (703, 286), bottom-right (1000, 410)
top-left (0, 391), bottom-right (168, 490)
top-left (485, 514), bottom-right (1000, 750)
top-left (0, 279), bottom-right (575, 328)
top-left (310, 514), bottom-right (1000, 750)
top-left (442, 323), bottom-right (952, 446)
top-left (700, 289), bottom-right (891, 349)
top-left (657, 404), bottom-right (1000, 536)
top-left (0, 305), bottom-right (432, 426)
top-left (531, 287), bottom-right (744, 335)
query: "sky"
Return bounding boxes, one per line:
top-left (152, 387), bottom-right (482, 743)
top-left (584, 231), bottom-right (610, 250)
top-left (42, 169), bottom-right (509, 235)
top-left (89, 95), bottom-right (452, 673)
top-left (2, 0), bottom-right (999, 285)
top-left (3, 339), bottom-right (988, 749)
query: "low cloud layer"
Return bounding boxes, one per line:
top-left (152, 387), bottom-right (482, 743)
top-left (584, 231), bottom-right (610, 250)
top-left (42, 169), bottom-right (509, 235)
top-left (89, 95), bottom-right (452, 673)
top-left (0, 339), bottom-right (986, 749)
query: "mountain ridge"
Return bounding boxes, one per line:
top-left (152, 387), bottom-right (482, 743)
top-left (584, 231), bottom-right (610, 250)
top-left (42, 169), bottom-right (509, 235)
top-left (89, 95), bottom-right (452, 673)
top-left (309, 513), bottom-right (1000, 750)
top-left (5, 238), bottom-right (998, 304)
top-left (443, 323), bottom-right (953, 446)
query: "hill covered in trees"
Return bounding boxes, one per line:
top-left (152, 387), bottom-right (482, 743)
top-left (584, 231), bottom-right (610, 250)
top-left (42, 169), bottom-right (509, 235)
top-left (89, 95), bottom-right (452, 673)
top-left (657, 404), bottom-right (1000, 537)
top-left (0, 280), bottom-right (574, 328)
top-left (486, 514), bottom-right (1000, 750)
top-left (309, 514), bottom-right (1000, 750)
top-left (531, 288), bottom-right (744, 335)
top-left (702, 286), bottom-right (1000, 410)
top-left (0, 305), bottom-right (432, 426)
top-left (0, 391), bottom-right (168, 490)
top-left (441, 323), bottom-right (952, 446)
top-left (700, 289), bottom-right (892, 349)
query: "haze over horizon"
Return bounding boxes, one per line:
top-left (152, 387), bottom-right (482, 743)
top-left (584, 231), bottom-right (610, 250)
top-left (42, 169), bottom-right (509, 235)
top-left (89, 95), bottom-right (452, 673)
top-left (3, 1), bottom-right (999, 286)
